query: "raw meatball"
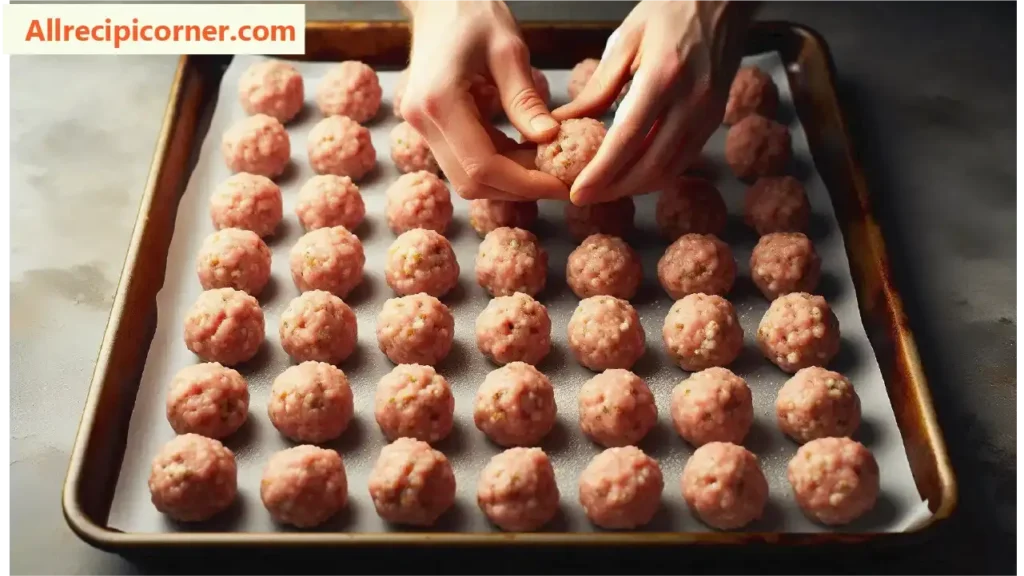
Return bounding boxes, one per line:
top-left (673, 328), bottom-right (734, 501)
top-left (564, 197), bottom-right (635, 242)
top-left (681, 442), bottom-right (769, 530)
top-left (166, 363), bottom-right (249, 439)
top-left (268, 362), bottom-right (354, 443)
top-left (390, 121), bottom-right (438, 174)
top-left (725, 115), bottom-right (792, 181)
top-left (724, 66), bottom-right (779, 125)
top-left (260, 445), bottom-right (348, 528)
top-left (670, 367), bottom-right (753, 447)
top-left (393, 68), bottom-right (409, 118)
top-left (578, 446), bottom-right (663, 529)
top-left (757, 292), bottom-right (841, 373)
top-left (475, 227), bottom-right (548, 297)
top-left (469, 75), bottom-right (503, 119)
top-left (148, 434), bottom-right (236, 522)
top-left (307, 115), bottom-right (376, 180)
top-left (662, 293), bottom-right (743, 371)
top-left (475, 292), bottom-right (551, 366)
top-left (473, 362), bottom-right (557, 447)
top-left (290, 226), bottom-right (365, 298)
top-left (477, 447), bottom-right (560, 531)
top-left (468, 199), bottom-right (538, 236)
top-left (385, 229), bottom-right (460, 297)
top-left (221, 114), bottom-right (291, 178)
top-left (567, 58), bottom-right (599, 100)
top-left (376, 293), bottom-right (454, 365)
top-left (655, 177), bottom-right (727, 240)
top-left (536, 118), bottom-right (607, 186)
top-left (532, 68), bottom-right (551, 105)
top-left (657, 234), bottom-right (736, 300)
top-left (183, 288), bottom-right (264, 366)
top-left (196, 228), bottom-right (272, 296)
top-left (567, 234), bottom-right (643, 300)
top-left (578, 369), bottom-right (657, 448)
top-left (567, 296), bottom-right (646, 371)
top-left (374, 364), bottom-right (455, 443)
top-left (295, 175), bottom-right (365, 232)
top-left (315, 61), bottom-right (382, 123)
top-left (210, 172), bottom-right (283, 238)
top-left (750, 232), bottom-right (821, 300)
top-left (238, 60), bottom-right (304, 123)
top-left (744, 176), bottom-right (811, 235)
top-left (368, 437), bottom-right (456, 526)
top-left (788, 437), bottom-right (879, 525)
top-left (777, 367), bottom-right (861, 444)
top-left (279, 290), bottom-right (358, 364)
top-left (385, 171), bottom-right (452, 234)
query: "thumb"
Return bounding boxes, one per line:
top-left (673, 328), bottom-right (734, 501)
top-left (489, 37), bottom-right (559, 142)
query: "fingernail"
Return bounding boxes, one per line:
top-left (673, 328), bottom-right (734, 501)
top-left (531, 115), bottom-right (559, 134)
top-left (570, 186), bottom-right (592, 205)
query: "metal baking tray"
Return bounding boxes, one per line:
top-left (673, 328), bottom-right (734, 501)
top-left (63, 21), bottom-right (955, 549)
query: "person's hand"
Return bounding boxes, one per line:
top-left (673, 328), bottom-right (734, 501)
top-left (553, 0), bottom-right (754, 205)
top-left (400, 0), bottom-right (568, 201)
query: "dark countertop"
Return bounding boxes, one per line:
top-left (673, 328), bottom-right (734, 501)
top-left (11, 2), bottom-right (1014, 574)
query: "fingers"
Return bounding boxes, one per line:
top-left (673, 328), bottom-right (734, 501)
top-left (552, 28), bottom-right (637, 121)
top-left (488, 36), bottom-right (559, 142)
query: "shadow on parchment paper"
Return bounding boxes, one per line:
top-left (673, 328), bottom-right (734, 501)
top-left (537, 341), bottom-right (570, 373)
top-left (221, 417), bottom-right (259, 454)
top-left (275, 160), bottom-right (301, 187)
top-left (744, 498), bottom-right (786, 533)
top-left (339, 342), bottom-right (370, 373)
top-left (744, 418), bottom-right (778, 456)
top-left (816, 270), bottom-right (844, 302)
top-left (641, 498), bottom-right (686, 532)
top-left (257, 275), bottom-right (281, 306)
top-left (264, 218), bottom-right (295, 248)
top-left (445, 217), bottom-right (468, 241)
top-left (354, 214), bottom-right (377, 241)
top-left (788, 155), bottom-right (814, 184)
top-left (305, 496), bottom-right (361, 532)
top-left (345, 273), bottom-right (377, 307)
top-left (853, 414), bottom-right (881, 450)
top-left (730, 274), bottom-right (764, 303)
top-left (630, 279), bottom-right (662, 308)
top-left (637, 419), bottom-right (676, 460)
top-left (537, 271), bottom-right (568, 302)
top-left (433, 419), bottom-right (470, 457)
top-left (235, 341), bottom-right (273, 377)
top-left (730, 344), bottom-right (766, 376)
top-left (539, 419), bottom-right (572, 456)
top-left (807, 211), bottom-right (833, 242)
top-left (631, 347), bottom-right (662, 379)
top-left (830, 336), bottom-right (862, 374)
top-left (436, 339), bottom-right (471, 376)
top-left (358, 163), bottom-right (385, 189)
top-left (441, 277), bottom-right (469, 307)
top-left (324, 415), bottom-right (366, 457)
top-left (427, 499), bottom-right (470, 533)
top-left (163, 492), bottom-right (248, 533)
top-left (842, 491), bottom-right (899, 533)
top-left (290, 102), bottom-right (315, 126)
top-left (723, 213), bottom-right (758, 247)
top-left (538, 505), bottom-right (569, 533)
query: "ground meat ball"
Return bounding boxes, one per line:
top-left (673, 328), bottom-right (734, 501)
top-left (390, 121), bottom-right (439, 175)
top-left (568, 58), bottom-right (599, 100)
top-left (750, 232), bottom-right (821, 300)
top-left (725, 115), bottom-right (792, 181)
top-left (368, 438), bottom-right (456, 526)
top-left (777, 367), bottom-right (861, 444)
top-left (568, 296), bottom-right (646, 371)
top-left (657, 234), bottom-right (736, 300)
top-left (148, 434), bottom-right (237, 522)
top-left (475, 227), bottom-right (548, 297)
top-left (393, 69), bottom-right (409, 118)
top-left (295, 175), bottom-right (365, 232)
top-left (469, 75), bottom-right (503, 119)
top-left (578, 369), bottom-right (657, 448)
top-left (578, 446), bottom-right (663, 529)
top-left (196, 228), bottom-right (272, 296)
top-left (260, 445), bottom-right (348, 528)
top-left (723, 66), bottom-right (780, 125)
top-left (165, 363), bottom-right (249, 439)
top-left (385, 229), bottom-right (460, 297)
top-left (468, 199), bottom-right (538, 236)
top-left (681, 442), bottom-right (769, 530)
top-left (662, 293), bottom-right (743, 371)
top-left (315, 61), bottom-right (382, 123)
top-left (477, 447), bottom-right (560, 531)
top-left (744, 176), bottom-right (811, 235)
top-left (475, 292), bottom-right (551, 366)
top-left (473, 362), bottom-right (557, 447)
top-left (210, 172), bottom-right (283, 238)
top-left (268, 362), bottom-right (354, 443)
top-left (279, 290), bottom-right (358, 364)
top-left (788, 437), bottom-right (879, 526)
top-left (221, 114), bottom-right (291, 178)
top-left (670, 367), bottom-right (753, 447)
top-left (374, 364), bottom-right (454, 443)
top-left (376, 293), bottom-right (454, 365)
top-left (289, 226), bottom-right (365, 298)
top-left (307, 115), bottom-right (377, 180)
top-left (532, 68), bottom-right (551, 105)
top-left (238, 60), bottom-right (304, 123)
top-left (757, 292), bottom-right (841, 373)
top-left (536, 118), bottom-right (607, 186)
top-left (564, 197), bottom-right (635, 242)
top-left (183, 288), bottom-right (264, 366)
top-left (567, 234), bottom-right (643, 300)
top-left (385, 171), bottom-right (452, 234)
top-left (655, 178), bottom-right (727, 241)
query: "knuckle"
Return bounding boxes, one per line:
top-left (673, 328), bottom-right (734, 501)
top-left (462, 160), bottom-right (490, 185)
top-left (507, 88), bottom-right (544, 115)
top-left (456, 182), bottom-right (484, 200)
top-left (493, 36), bottom-right (529, 62)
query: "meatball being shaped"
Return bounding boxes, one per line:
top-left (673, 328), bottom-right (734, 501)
top-left (757, 292), bottom-right (841, 373)
top-left (662, 293), bottom-right (743, 371)
top-left (166, 363), bottom-right (249, 439)
top-left (385, 229), bottom-right (460, 298)
top-left (385, 171), bottom-right (453, 235)
top-left (750, 232), bottom-right (821, 300)
top-left (315, 61), bottom-right (382, 123)
top-left (578, 369), bottom-right (658, 448)
top-left (210, 172), bottom-right (283, 238)
top-left (655, 178), bottom-right (727, 241)
top-left (475, 292), bottom-right (551, 366)
top-left (290, 226), bottom-right (365, 298)
top-left (368, 438), bottom-right (456, 527)
top-left (307, 115), bottom-right (377, 180)
top-left (376, 293), bottom-right (454, 366)
top-left (567, 234), bottom-right (643, 300)
top-left (261, 445), bottom-right (348, 528)
top-left (567, 58), bottom-right (599, 100)
top-left (183, 288), bottom-right (265, 366)
top-left (221, 114), bottom-right (291, 178)
top-left (657, 234), bottom-right (736, 300)
top-left (476, 227), bottom-right (548, 298)
top-left (725, 115), bottom-right (792, 181)
top-left (374, 364), bottom-right (455, 443)
top-left (295, 175), bottom-right (365, 232)
top-left (468, 199), bottom-right (538, 237)
top-left (390, 121), bottom-right (439, 174)
top-left (473, 362), bottom-right (557, 447)
top-left (268, 362), bottom-right (354, 443)
top-left (579, 446), bottom-right (663, 530)
top-left (724, 66), bottom-right (780, 125)
top-left (279, 290), bottom-right (358, 364)
top-left (682, 442), bottom-right (769, 530)
top-left (670, 367), bottom-right (753, 447)
top-left (568, 296), bottom-right (646, 371)
top-left (777, 367), bottom-right (861, 444)
top-left (477, 447), bottom-right (560, 532)
top-left (788, 437), bottom-right (879, 526)
top-left (149, 434), bottom-right (237, 522)
top-left (196, 228), bottom-right (272, 296)
top-left (536, 118), bottom-right (607, 186)
top-left (744, 176), bottom-right (811, 235)
top-left (564, 196), bottom-right (635, 242)
top-left (238, 60), bottom-right (304, 123)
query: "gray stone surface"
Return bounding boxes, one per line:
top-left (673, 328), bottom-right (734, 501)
top-left (10, 2), bottom-right (1014, 574)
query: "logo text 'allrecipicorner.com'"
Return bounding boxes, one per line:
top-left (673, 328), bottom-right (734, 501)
top-left (25, 18), bottom-right (296, 49)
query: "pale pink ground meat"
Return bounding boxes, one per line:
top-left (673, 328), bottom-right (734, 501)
top-left (238, 60), bottom-right (304, 124)
top-left (315, 61), bottom-right (382, 123)
top-left (567, 234), bottom-right (643, 300)
top-left (368, 437), bottom-right (456, 526)
top-left (149, 434), bottom-right (237, 522)
top-left (268, 361), bottom-right (354, 443)
top-left (662, 294), bottom-right (743, 371)
top-left (221, 114), bottom-right (291, 178)
top-left (477, 447), bottom-right (560, 531)
top-left (578, 446), bottom-right (663, 529)
top-left (536, 118), bottom-right (607, 186)
top-left (385, 171), bottom-right (452, 234)
top-left (376, 293), bottom-right (454, 365)
top-left (183, 288), bottom-right (264, 366)
top-left (260, 445), bottom-right (348, 528)
top-left (564, 197), bottom-right (635, 242)
top-left (166, 363), bottom-right (249, 439)
top-left (390, 121), bottom-right (439, 175)
top-left (655, 178), bottom-right (727, 241)
top-left (578, 369), bottom-right (657, 448)
top-left (469, 75), bottom-right (503, 119)
top-left (475, 227), bottom-right (548, 297)
top-left (723, 66), bottom-right (780, 125)
top-left (279, 290), bottom-right (358, 364)
top-left (568, 58), bottom-right (599, 100)
top-left (385, 229), bottom-right (460, 297)
top-left (532, 68), bottom-right (551, 106)
top-left (725, 115), bottom-right (792, 181)
top-left (568, 296), bottom-right (646, 371)
top-left (777, 367), bottom-right (861, 444)
top-left (475, 292), bottom-right (551, 366)
top-left (681, 442), bottom-right (769, 530)
top-left (670, 367), bottom-right (753, 447)
top-left (393, 69), bottom-right (409, 118)
top-left (468, 199), bottom-right (538, 236)
top-left (374, 364), bottom-right (454, 443)
top-left (757, 292), bottom-right (841, 373)
top-left (307, 115), bottom-right (377, 180)
top-left (788, 437), bottom-right (879, 525)
top-left (657, 234), bottom-right (736, 300)
top-left (209, 172), bottom-right (283, 238)
top-left (744, 176), bottom-right (811, 235)
top-left (289, 226), bottom-right (365, 298)
top-left (295, 175), bottom-right (365, 232)
top-left (750, 232), bottom-right (821, 300)
top-left (473, 362), bottom-right (557, 447)
top-left (196, 228), bottom-right (272, 296)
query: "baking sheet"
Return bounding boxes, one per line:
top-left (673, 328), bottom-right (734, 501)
top-left (109, 52), bottom-right (931, 534)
